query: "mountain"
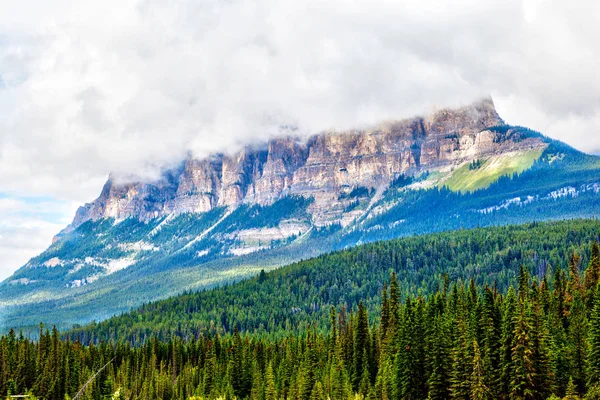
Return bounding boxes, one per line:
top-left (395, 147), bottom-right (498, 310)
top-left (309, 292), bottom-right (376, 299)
top-left (2, 97), bottom-right (600, 331)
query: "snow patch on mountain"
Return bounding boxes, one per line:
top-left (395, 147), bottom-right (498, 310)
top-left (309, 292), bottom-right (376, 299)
top-left (43, 257), bottom-right (63, 267)
top-left (478, 196), bottom-right (537, 214)
top-left (478, 183), bottom-right (600, 214)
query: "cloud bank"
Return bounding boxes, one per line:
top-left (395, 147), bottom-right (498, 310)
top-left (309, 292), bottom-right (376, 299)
top-left (1, 0), bottom-right (599, 277)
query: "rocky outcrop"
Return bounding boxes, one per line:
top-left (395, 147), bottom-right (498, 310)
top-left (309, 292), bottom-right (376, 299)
top-left (62, 97), bottom-right (547, 232)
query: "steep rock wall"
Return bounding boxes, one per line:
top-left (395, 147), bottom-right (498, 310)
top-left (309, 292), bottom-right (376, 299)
top-left (64, 98), bottom-right (546, 230)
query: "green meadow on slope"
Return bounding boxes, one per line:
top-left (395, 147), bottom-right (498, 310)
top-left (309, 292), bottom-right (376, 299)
top-left (442, 147), bottom-right (545, 192)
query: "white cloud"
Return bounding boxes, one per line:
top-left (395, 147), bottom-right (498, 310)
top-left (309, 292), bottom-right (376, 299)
top-left (0, 0), bottom-right (599, 276)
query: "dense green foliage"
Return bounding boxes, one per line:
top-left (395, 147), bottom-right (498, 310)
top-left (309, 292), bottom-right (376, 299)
top-left (63, 219), bottom-right (600, 345)
top-left (3, 244), bottom-right (600, 399)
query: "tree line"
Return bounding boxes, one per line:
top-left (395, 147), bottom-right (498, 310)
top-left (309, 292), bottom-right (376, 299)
top-left (2, 240), bottom-right (600, 399)
top-left (66, 220), bottom-right (600, 345)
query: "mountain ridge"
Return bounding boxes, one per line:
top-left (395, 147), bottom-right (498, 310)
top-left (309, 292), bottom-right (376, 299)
top-left (61, 97), bottom-right (529, 233)
top-left (3, 97), bottom-right (600, 331)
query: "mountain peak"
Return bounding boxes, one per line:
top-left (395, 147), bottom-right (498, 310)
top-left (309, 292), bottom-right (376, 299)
top-left (57, 98), bottom-right (542, 234)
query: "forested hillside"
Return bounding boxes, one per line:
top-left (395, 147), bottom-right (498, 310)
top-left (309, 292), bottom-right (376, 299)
top-left (65, 219), bottom-right (600, 344)
top-left (3, 256), bottom-right (600, 399)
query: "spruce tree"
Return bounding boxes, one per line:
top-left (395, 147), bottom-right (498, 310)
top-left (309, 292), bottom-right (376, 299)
top-left (585, 242), bottom-right (600, 292)
top-left (427, 316), bottom-right (450, 400)
top-left (330, 340), bottom-right (352, 400)
top-left (229, 328), bottom-right (247, 398)
top-left (299, 336), bottom-right (318, 400)
top-left (374, 358), bottom-right (393, 400)
top-left (510, 300), bottom-right (536, 400)
top-left (395, 297), bottom-right (427, 400)
top-left (481, 287), bottom-right (502, 398)
top-left (501, 287), bottom-right (517, 399)
top-left (330, 305), bottom-right (338, 356)
top-left (450, 320), bottom-right (472, 400)
top-left (470, 341), bottom-right (491, 400)
top-left (518, 265), bottom-right (530, 300)
top-left (353, 301), bottom-right (370, 390)
top-left (567, 253), bottom-right (583, 309)
top-left (380, 284), bottom-right (390, 342)
top-left (264, 362), bottom-right (277, 400)
top-left (250, 364), bottom-right (264, 400)
top-left (569, 294), bottom-right (588, 394)
top-left (389, 272), bottom-right (401, 335)
top-left (588, 284), bottom-right (600, 391)
top-left (310, 381), bottom-right (325, 400)
top-left (203, 341), bottom-right (216, 396)
top-left (531, 297), bottom-right (553, 400)
top-left (564, 377), bottom-right (581, 400)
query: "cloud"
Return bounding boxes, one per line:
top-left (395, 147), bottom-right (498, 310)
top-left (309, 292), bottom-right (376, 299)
top-left (0, 0), bottom-right (599, 275)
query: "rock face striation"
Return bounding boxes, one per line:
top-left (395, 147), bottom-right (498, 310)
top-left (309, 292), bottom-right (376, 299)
top-left (65, 98), bottom-right (545, 232)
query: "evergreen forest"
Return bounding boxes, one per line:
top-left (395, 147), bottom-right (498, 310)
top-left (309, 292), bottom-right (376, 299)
top-left (3, 220), bottom-right (600, 399)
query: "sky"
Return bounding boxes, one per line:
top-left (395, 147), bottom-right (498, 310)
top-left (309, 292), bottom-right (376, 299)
top-left (0, 0), bottom-right (599, 280)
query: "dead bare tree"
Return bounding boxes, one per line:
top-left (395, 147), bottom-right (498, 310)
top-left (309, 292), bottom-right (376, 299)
top-left (72, 357), bottom-right (116, 400)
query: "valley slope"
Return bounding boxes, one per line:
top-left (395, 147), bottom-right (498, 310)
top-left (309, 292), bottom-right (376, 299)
top-left (64, 219), bottom-right (600, 344)
top-left (2, 98), bottom-right (600, 330)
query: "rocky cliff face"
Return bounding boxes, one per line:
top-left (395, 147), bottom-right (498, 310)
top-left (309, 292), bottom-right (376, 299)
top-left (65, 98), bottom-right (546, 232)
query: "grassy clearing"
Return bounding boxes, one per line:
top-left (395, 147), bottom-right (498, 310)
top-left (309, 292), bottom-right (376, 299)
top-left (442, 147), bottom-right (545, 192)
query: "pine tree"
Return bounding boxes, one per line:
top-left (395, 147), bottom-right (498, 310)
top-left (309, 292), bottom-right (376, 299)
top-left (564, 377), bottom-right (581, 400)
top-left (588, 284), bottom-right (600, 391)
top-left (500, 287), bottom-right (517, 400)
top-left (510, 300), bottom-right (536, 400)
top-left (380, 284), bottom-right (390, 341)
top-left (310, 381), bottom-right (325, 400)
top-left (374, 358), bottom-right (392, 400)
top-left (264, 362), bottom-right (277, 400)
top-left (203, 363), bottom-right (215, 397)
top-left (330, 340), bottom-right (352, 400)
top-left (518, 265), bottom-right (530, 300)
top-left (389, 272), bottom-right (401, 337)
top-left (299, 335), bottom-right (318, 400)
top-left (250, 364), bottom-right (265, 400)
top-left (359, 365), bottom-right (371, 396)
top-left (0, 346), bottom-right (6, 397)
top-left (569, 294), bottom-right (588, 394)
top-left (481, 288), bottom-right (502, 398)
top-left (427, 316), bottom-right (450, 400)
top-left (395, 298), bottom-right (424, 400)
top-left (471, 341), bottom-right (491, 400)
top-left (330, 305), bottom-right (338, 356)
top-left (531, 297), bottom-right (553, 399)
top-left (229, 328), bottom-right (248, 399)
top-left (551, 269), bottom-right (571, 395)
top-left (353, 301), bottom-right (370, 390)
top-left (585, 242), bottom-right (600, 292)
top-left (34, 325), bottom-right (50, 398)
top-left (567, 253), bottom-right (583, 309)
top-left (450, 320), bottom-right (472, 400)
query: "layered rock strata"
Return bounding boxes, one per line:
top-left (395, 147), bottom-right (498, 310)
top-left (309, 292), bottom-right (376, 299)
top-left (65, 98), bottom-right (546, 230)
